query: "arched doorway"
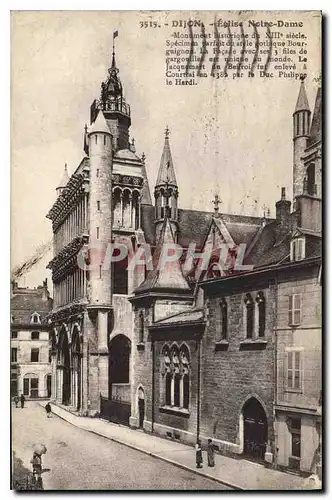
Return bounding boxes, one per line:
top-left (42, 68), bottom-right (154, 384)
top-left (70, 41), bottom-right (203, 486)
top-left (71, 327), bottom-right (81, 411)
top-left (109, 334), bottom-right (131, 395)
top-left (59, 327), bottom-right (71, 405)
top-left (138, 387), bottom-right (145, 428)
top-left (243, 398), bottom-right (268, 461)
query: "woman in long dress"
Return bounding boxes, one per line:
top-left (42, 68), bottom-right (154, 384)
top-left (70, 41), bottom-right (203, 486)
top-left (195, 440), bottom-right (203, 468)
top-left (207, 439), bottom-right (215, 467)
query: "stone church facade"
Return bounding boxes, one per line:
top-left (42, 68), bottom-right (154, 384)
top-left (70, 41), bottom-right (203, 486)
top-left (46, 45), bottom-right (321, 474)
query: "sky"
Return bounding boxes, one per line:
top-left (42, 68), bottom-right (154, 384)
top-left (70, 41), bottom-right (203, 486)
top-left (11, 10), bottom-right (321, 290)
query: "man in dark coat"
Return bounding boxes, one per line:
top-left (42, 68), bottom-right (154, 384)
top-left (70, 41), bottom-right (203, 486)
top-left (20, 394), bottom-right (25, 408)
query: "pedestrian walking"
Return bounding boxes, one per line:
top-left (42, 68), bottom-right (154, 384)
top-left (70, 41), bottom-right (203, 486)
top-left (20, 394), bottom-right (25, 409)
top-left (207, 438), bottom-right (215, 467)
top-left (195, 440), bottom-right (203, 468)
top-left (13, 395), bottom-right (19, 408)
top-left (30, 452), bottom-right (43, 489)
top-left (45, 402), bottom-right (52, 418)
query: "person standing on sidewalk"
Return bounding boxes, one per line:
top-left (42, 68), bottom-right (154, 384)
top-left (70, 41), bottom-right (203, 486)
top-left (45, 402), bottom-right (52, 418)
top-left (207, 439), bottom-right (215, 467)
top-left (20, 393), bottom-right (25, 409)
top-left (195, 440), bottom-right (203, 468)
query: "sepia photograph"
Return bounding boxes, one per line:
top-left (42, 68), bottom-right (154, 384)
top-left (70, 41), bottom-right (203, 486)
top-left (10, 10), bottom-right (322, 491)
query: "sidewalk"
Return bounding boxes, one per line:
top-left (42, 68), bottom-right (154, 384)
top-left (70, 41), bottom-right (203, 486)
top-left (39, 402), bottom-right (319, 490)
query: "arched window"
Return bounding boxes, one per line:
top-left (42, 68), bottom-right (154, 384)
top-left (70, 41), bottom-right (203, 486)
top-left (139, 311), bottom-right (144, 343)
top-left (174, 374), bottom-right (181, 407)
top-left (165, 373), bottom-right (172, 405)
top-left (244, 294), bottom-right (254, 339)
top-left (31, 312), bottom-right (41, 324)
top-left (183, 374), bottom-right (189, 409)
top-left (220, 298), bottom-right (228, 340)
top-left (256, 292), bottom-right (266, 338)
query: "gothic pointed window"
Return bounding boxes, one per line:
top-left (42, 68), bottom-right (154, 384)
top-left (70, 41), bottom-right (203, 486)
top-left (244, 294), bottom-right (254, 338)
top-left (220, 298), bottom-right (228, 340)
top-left (183, 374), bottom-right (189, 409)
top-left (165, 373), bottom-right (172, 405)
top-left (256, 292), bottom-right (266, 338)
top-left (138, 311), bottom-right (144, 343)
top-left (174, 374), bottom-right (181, 407)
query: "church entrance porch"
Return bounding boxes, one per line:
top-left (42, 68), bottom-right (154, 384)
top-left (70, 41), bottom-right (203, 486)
top-left (242, 398), bottom-right (268, 462)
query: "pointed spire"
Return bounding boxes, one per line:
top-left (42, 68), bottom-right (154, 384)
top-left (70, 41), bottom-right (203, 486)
top-left (140, 155), bottom-right (152, 205)
top-left (309, 86), bottom-right (322, 145)
top-left (57, 163), bottom-right (70, 190)
top-left (156, 127), bottom-right (178, 187)
top-left (134, 217), bottom-right (190, 294)
top-left (294, 76), bottom-right (310, 113)
top-left (83, 123), bottom-right (89, 155)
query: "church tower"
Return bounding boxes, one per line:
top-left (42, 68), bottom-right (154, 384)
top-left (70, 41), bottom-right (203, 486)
top-left (154, 127), bottom-right (179, 242)
top-left (293, 77), bottom-right (311, 204)
top-left (90, 47), bottom-right (131, 151)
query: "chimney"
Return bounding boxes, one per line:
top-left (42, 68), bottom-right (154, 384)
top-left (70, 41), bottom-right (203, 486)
top-left (275, 187), bottom-right (291, 240)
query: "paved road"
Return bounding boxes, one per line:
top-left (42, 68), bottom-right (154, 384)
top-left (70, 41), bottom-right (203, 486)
top-left (12, 402), bottom-right (231, 490)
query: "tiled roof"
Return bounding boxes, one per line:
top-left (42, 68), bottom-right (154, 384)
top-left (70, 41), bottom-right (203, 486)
top-left (11, 287), bottom-right (53, 325)
top-left (152, 308), bottom-right (205, 326)
top-left (114, 149), bottom-right (141, 162)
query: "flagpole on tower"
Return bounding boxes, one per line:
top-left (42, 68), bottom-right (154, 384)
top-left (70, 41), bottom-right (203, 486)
top-left (112, 30), bottom-right (118, 68)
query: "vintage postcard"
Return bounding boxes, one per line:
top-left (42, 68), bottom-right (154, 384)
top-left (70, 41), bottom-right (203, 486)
top-left (11, 10), bottom-right (322, 490)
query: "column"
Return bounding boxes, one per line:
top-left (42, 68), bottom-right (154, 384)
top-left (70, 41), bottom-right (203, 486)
top-left (171, 376), bottom-right (175, 406)
top-left (129, 192), bottom-right (133, 228)
top-left (254, 300), bottom-right (259, 338)
top-left (120, 191), bottom-right (124, 227)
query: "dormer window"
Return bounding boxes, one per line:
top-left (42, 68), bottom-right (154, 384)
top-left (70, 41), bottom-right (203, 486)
top-left (31, 312), bottom-right (41, 324)
top-left (290, 237), bottom-right (305, 262)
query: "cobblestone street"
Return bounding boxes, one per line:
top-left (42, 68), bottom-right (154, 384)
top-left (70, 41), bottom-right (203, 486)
top-left (12, 402), bottom-right (231, 490)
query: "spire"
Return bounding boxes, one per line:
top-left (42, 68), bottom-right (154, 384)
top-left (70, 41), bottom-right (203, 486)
top-left (140, 154), bottom-right (152, 205)
top-left (294, 77), bottom-right (310, 113)
top-left (134, 217), bottom-right (190, 294)
top-left (309, 86), bottom-right (322, 145)
top-left (156, 127), bottom-right (178, 187)
top-left (57, 163), bottom-right (69, 190)
top-left (111, 30), bottom-right (118, 69)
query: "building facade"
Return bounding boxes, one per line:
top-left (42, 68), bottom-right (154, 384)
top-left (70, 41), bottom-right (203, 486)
top-left (11, 280), bottom-right (53, 399)
top-left (46, 43), bottom-right (322, 473)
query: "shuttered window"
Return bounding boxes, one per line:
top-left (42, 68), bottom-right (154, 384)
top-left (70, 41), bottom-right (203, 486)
top-left (287, 351), bottom-right (302, 390)
top-left (288, 294), bottom-right (302, 326)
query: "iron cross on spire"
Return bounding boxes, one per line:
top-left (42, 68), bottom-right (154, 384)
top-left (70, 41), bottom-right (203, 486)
top-left (212, 194), bottom-right (221, 214)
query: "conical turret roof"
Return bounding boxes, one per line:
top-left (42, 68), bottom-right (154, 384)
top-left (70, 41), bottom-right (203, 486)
top-left (140, 157), bottom-right (152, 205)
top-left (57, 164), bottom-right (69, 189)
top-left (294, 79), bottom-right (310, 113)
top-left (88, 110), bottom-right (111, 135)
top-left (156, 127), bottom-right (178, 187)
top-left (309, 87), bottom-right (322, 145)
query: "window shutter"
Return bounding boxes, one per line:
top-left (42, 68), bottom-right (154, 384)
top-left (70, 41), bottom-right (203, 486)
top-left (287, 351), bottom-right (293, 388)
top-left (288, 295), bottom-right (293, 325)
top-left (298, 240), bottom-right (303, 260)
top-left (294, 294), bottom-right (301, 325)
top-left (290, 241), bottom-right (294, 262)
